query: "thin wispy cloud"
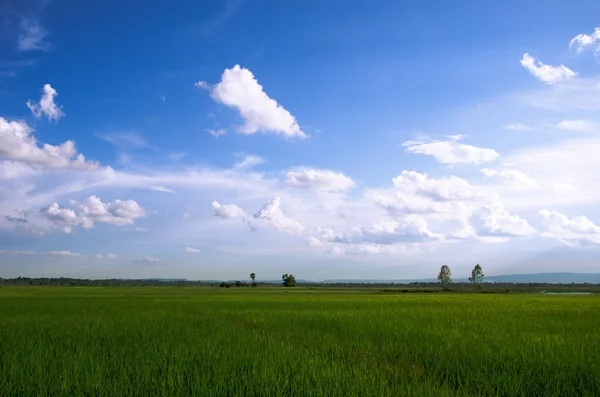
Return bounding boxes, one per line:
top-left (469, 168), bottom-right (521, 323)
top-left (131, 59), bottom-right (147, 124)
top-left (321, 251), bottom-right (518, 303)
top-left (201, 0), bottom-right (245, 35)
top-left (98, 131), bottom-right (151, 149)
top-left (17, 18), bottom-right (50, 52)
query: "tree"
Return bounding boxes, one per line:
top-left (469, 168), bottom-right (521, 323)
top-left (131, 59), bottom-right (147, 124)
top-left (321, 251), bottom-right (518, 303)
top-left (282, 274), bottom-right (296, 287)
top-left (250, 272), bottom-right (257, 288)
top-left (219, 282), bottom-right (226, 288)
top-left (437, 265), bottom-right (452, 286)
top-left (234, 280), bottom-right (243, 288)
top-left (469, 264), bottom-right (484, 286)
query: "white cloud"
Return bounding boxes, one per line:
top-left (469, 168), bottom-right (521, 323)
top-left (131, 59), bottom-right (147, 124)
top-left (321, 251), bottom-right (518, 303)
top-left (557, 120), bottom-right (600, 133)
top-left (139, 256), bottom-right (160, 263)
top-left (96, 253), bottom-right (118, 260)
top-left (195, 81), bottom-right (210, 89)
top-left (149, 186), bottom-right (175, 193)
top-left (285, 167), bottom-right (355, 192)
top-left (41, 196), bottom-right (145, 232)
top-left (202, 65), bottom-right (306, 138)
top-left (26, 84), bottom-right (63, 121)
top-left (539, 209), bottom-right (600, 246)
top-left (320, 219), bottom-right (443, 245)
top-left (182, 212), bottom-right (191, 220)
top-left (0, 117), bottom-right (97, 170)
top-left (475, 203), bottom-right (536, 237)
top-left (168, 153), bottom-right (187, 161)
top-left (98, 131), bottom-right (150, 149)
top-left (0, 250), bottom-right (35, 255)
top-left (403, 136), bottom-right (499, 165)
top-left (234, 155), bottom-right (265, 170)
top-left (254, 197), bottom-right (305, 235)
top-left (49, 250), bottom-right (83, 257)
top-left (569, 27), bottom-right (600, 53)
top-left (17, 18), bottom-right (50, 52)
top-left (480, 168), bottom-right (537, 187)
top-left (212, 200), bottom-right (246, 219)
top-left (73, 196), bottom-right (145, 226)
top-left (184, 247), bottom-right (201, 253)
top-left (504, 123), bottom-right (534, 131)
top-left (207, 129), bottom-right (226, 138)
top-left (520, 53), bottom-right (576, 84)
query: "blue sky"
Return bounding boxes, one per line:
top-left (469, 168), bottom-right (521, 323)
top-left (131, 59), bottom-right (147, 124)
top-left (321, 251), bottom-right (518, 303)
top-left (2, 0), bottom-right (600, 281)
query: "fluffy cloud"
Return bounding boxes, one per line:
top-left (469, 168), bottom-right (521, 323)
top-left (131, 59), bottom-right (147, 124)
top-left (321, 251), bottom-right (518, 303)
top-left (520, 53), bottom-right (576, 84)
top-left (480, 168), bottom-right (537, 187)
top-left (26, 84), bottom-right (63, 121)
top-left (41, 196), bottom-right (145, 232)
top-left (557, 120), bottom-right (600, 133)
top-left (474, 203), bottom-right (536, 237)
top-left (254, 197), bottom-right (305, 235)
top-left (212, 200), bottom-right (246, 219)
top-left (569, 27), bottom-right (600, 53)
top-left (319, 219), bottom-right (443, 245)
top-left (538, 209), bottom-right (600, 246)
top-left (285, 168), bottom-right (355, 192)
top-left (403, 136), bottom-right (499, 165)
top-left (0, 117), bottom-right (96, 169)
top-left (17, 18), bottom-right (50, 52)
top-left (207, 129), bottom-right (226, 138)
top-left (184, 247), bottom-right (201, 253)
top-left (199, 65), bottom-right (306, 138)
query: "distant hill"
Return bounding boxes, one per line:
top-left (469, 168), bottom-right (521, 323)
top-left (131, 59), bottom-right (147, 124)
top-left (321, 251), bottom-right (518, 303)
top-left (324, 273), bottom-right (600, 284)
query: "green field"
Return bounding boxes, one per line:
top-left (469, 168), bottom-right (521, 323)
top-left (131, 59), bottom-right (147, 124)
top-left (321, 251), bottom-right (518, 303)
top-left (1, 287), bottom-right (599, 396)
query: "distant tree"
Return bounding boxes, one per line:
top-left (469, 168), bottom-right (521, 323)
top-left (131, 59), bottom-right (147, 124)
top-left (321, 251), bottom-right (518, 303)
top-left (234, 280), bottom-right (243, 288)
top-left (250, 273), bottom-right (257, 288)
top-left (469, 264), bottom-right (485, 287)
top-left (437, 265), bottom-right (452, 286)
top-left (219, 282), bottom-right (226, 288)
top-left (282, 274), bottom-right (296, 287)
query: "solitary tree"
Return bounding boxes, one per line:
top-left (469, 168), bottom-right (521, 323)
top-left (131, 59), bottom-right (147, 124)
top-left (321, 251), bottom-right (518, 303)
top-left (250, 273), bottom-right (256, 287)
top-left (437, 265), bottom-right (452, 286)
top-left (468, 264), bottom-right (484, 286)
top-left (282, 274), bottom-right (296, 287)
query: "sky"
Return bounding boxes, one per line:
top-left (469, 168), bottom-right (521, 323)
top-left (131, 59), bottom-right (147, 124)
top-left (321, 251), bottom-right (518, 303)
top-left (2, 0), bottom-right (600, 281)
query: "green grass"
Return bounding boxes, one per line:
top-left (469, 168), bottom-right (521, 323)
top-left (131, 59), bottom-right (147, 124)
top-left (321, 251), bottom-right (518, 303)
top-left (0, 287), bottom-right (599, 396)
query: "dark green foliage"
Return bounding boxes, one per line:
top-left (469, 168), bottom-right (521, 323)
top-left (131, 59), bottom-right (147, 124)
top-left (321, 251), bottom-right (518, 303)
top-left (235, 280), bottom-right (243, 288)
top-left (282, 274), bottom-right (296, 287)
top-left (437, 265), bottom-right (452, 286)
top-left (469, 264), bottom-right (485, 287)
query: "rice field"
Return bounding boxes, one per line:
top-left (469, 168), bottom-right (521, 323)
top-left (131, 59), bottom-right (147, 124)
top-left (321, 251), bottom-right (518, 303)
top-left (0, 287), bottom-right (598, 396)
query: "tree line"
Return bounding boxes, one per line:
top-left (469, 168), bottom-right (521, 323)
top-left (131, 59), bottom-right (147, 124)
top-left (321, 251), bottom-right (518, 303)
top-left (437, 264), bottom-right (484, 288)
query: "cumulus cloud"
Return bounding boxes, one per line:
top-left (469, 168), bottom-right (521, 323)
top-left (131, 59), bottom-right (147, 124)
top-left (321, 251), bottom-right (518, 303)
top-left (41, 196), bottom-right (145, 232)
top-left (200, 65), bottom-right (306, 138)
top-left (475, 203), bottom-right (536, 237)
top-left (285, 167), bottom-right (355, 192)
top-left (538, 209), bottom-right (600, 246)
top-left (17, 18), bottom-right (50, 52)
top-left (26, 84), bottom-right (63, 121)
top-left (254, 197), bottom-right (305, 235)
top-left (184, 247), bottom-right (201, 253)
top-left (403, 136), bottom-right (499, 165)
top-left (557, 120), bottom-right (600, 133)
top-left (480, 168), bottom-right (537, 187)
top-left (319, 219), bottom-right (443, 245)
top-left (0, 117), bottom-right (96, 170)
top-left (212, 200), bottom-right (246, 219)
top-left (569, 27), bottom-right (600, 53)
top-left (520, 53), bottom-right (576, 84)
